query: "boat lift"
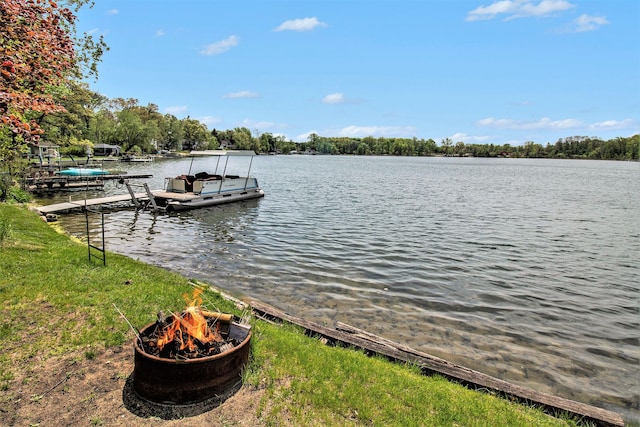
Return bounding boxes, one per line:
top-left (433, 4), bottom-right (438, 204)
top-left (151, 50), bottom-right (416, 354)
top-left (124, 180), bottom-right (159, 211)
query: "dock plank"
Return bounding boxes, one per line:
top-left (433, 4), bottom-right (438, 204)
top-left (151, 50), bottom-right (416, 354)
top-left (37, 193), bottom-right (150, 214)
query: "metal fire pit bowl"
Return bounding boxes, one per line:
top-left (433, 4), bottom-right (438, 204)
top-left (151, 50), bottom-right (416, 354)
top-left (133, 319), bottom-right (251, 404)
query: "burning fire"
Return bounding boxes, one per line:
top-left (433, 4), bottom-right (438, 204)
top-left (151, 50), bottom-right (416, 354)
top-left (155, 288), bottom-right (223, 352)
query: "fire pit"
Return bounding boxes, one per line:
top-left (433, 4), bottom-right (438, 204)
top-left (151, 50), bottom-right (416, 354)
top-left (131, 289), bottom-right (251, 405)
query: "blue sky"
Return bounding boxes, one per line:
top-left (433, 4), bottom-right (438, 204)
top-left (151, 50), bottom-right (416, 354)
top-left (76, 0), bottom-right (639, 145)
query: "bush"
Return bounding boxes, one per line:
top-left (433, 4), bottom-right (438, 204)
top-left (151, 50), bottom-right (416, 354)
top-left (3, 186), bottom-right (32, 203)
top-left (60, 137), bottom-right (94, 157)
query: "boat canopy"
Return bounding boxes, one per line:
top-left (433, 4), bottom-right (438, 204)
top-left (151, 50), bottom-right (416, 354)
top-left (189, 150), bottom-right (256, 156)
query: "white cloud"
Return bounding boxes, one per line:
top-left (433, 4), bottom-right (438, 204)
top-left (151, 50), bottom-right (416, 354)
top-left (296, 130), bottom-right (319, 141)
top-left (509, 100), bottom-right (533, 106)
top-left (476, 117), bottom-right (639, 137)
top-left (589, 119), bottom-right (636, 130)
top-left (107, 9), bottom-right (119, 15)
top-left (238, 118), bottom-right (276, 129)
top-left (275, 17), bottom-right (328, 32)
top-left (321, 93), bottom-right (364, 104)
top-left (164, 105), bottom-right (188, 116)
top-left (155, 30), bottom-right (165, 37)
top-left (335, 125), bottom-right (417, 138)
top-left (572, 14), bottom-right (609, 32)
top-left (449, 133), bottom-right (492, 143)
top-left (223, 90), bottom-right (260, 99)
top-left (200, 35), bottom-right (239, 56)
top-left (466, 0), bottom-right (575, 22)
top-left (476, 117), bottom-right (582, 130)
top-left (199, 116), bottom-right (223, 128)
top-left (322, 93), bottom-right (345, 104)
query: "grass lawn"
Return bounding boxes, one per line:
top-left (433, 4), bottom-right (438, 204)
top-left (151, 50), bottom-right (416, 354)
top-left (0, 203), bottom-right (585, 426)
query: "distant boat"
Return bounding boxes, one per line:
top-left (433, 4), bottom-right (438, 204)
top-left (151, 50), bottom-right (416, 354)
top-left (122, 154), bottom-right (153, 162)
top-left (55, 168), bottom-right (110, 176)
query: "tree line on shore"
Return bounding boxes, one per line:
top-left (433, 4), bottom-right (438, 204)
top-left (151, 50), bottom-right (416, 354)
top-left (301, 133), bottom-right (639, 160)
top-left (33, 82), bottom-right (640, 161)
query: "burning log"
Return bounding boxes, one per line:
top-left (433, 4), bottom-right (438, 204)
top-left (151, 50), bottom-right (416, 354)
top-left (132, 288), bottom-right (252, 405)
top-left (138, 289), bottom-right (243, 360)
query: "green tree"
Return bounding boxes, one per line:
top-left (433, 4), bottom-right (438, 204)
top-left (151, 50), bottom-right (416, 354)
top-left (275, 135), bottom-right (296, 154)
top-left (61, 136), bottom-right (93, 157)
top-left (420, 138), bottom-right (437, 156)
top-left (390, 139), bottom-right (409, 156)
top-left (88, 109), bottom-right (115, 147)
top-left (356, 141), bottom-right (370, 155)
top-left (440, 138), bottom-right (452, 156)
top-left (522, 141), bottom-right (535, 157)
top-left (183, 118), bottom-right (211, 151)
top-left (41, 81), bottom-right (105, 145)
top-left (626, 134), bottom-right (640, 160)
top-left (0, 0), bottom-right (105, 200)
top-left (307, 133), bottom-right (319, 152)
top-left (231, 127), bottom-right (253, 150)
top-left (110, 109), bottom-right (146, 152)
top-left (160, 114), bottom-right (184, 151)
top-left (316, 139), bottom-right (337, 154)
top-left (259, 132), bottom-right (276, 153)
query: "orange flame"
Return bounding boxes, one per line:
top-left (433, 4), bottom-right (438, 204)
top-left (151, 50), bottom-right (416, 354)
top-left (155, 288), bottom-right (222, 351)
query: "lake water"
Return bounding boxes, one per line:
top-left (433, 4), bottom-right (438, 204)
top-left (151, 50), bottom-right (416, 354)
top-left (44, 156), bottom-right (640, 421)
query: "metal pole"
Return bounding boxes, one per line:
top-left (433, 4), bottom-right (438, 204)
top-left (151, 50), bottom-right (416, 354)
top-left (220, 156), bottom-right (230, 194)
top-left (187, 155), bottom-right (195, 176)
top-left (244, 155), bottom-right (254, 190)
top-left (101, 211), bottom-right (106, 266)
top-left (85, 208), bottom-right (91, 262)
top-left (222, 156), bottom-right (229, 177)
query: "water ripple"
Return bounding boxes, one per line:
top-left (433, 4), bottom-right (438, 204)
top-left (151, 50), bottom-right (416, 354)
top-left (50, 157), bottom-right (640, 422)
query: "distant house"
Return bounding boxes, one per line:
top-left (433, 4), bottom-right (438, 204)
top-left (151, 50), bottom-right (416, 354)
top-left (218, 139), bottom-right (234, 150)
top-left (94, 143), bottom-right (122, 156)
top-left (29, 141), bottom-right (60, 161)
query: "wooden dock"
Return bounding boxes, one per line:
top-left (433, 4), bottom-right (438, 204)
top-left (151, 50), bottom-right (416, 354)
top-left (25, 173), bottom-right (152, 190)
top-left (36, 193), bottom-right (151, 214)
top-left (28, 181), bottom-right (105, 192)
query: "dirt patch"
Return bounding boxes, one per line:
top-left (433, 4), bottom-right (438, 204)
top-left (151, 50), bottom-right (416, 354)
top-left (2, 345), bottom-right (266, 426)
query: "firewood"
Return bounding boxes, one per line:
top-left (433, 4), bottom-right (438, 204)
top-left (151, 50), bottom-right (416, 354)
top-left (157, 310), bottom-right (168, 328)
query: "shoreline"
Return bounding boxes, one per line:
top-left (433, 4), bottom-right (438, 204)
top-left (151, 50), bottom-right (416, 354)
top-left (0, 206), bottom-right (623, 425)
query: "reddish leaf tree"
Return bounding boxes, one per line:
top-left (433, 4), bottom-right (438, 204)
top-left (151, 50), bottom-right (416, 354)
top-left (0, 0), bottom-right (79, 144)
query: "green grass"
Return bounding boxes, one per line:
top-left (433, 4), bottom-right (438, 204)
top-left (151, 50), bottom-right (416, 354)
top-left (0, 204), bottom-right (585, 426)
top-left (246, 321), bottom-right (577, 426)
top-left (0, 217), bottom-right (12, 243)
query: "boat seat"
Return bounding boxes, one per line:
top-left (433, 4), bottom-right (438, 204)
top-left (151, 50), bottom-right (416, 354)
top-left (169, 178), bottom-right (186, 193)
top-left (194, 172), bottom-right (222, 181)
top-left (176, 174), bottom-right (195, 183)
top-left (174, 175), bottom-right (194, 192)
